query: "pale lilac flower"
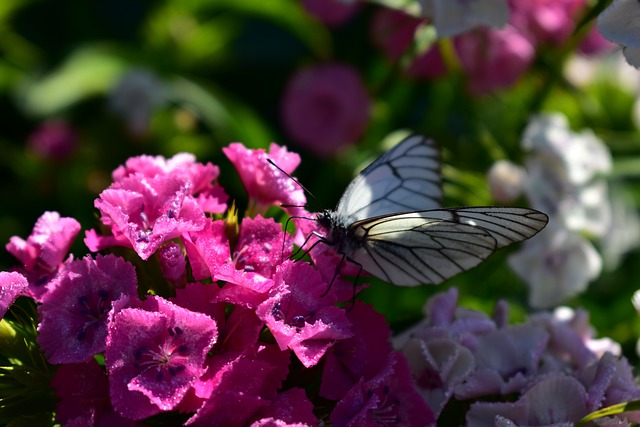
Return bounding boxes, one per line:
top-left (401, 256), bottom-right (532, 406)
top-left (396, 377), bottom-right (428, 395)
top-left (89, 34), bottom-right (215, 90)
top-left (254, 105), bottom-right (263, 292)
top-left (109, 69), bottom-right (166, 136)
top-left (105, 296), bottom-right (217, 420)
top-left (0, 272), bottom-right (28, 319)
top-left (330, 352), bottom-right (435, 427)
top-left (6, 211), bottom-right (81, 300)
top-left (487, 159), bottom-right (526, 203)
top-left (598, 0), bottom-right (640, 68)
top-left (466, 374), bottom-right (589, 426)
top-left (418, 0), bottom-right (509, 38)
top-left (508, 222), bottom-right (602, 309)
top-left (27, 120), bottom-right (77, 160)
top-left (281, 63), bottom-right (371, 157)
top-left (223, 143), bottom-right (306, 213)
top-left (302, 0), bottom-right (361, 27)
top-left (256, 261), bottom-right (353, 367)
top-left (92, 174), bottom-right (207, 260)
top-left (37, 255), bottom-right (138, 364)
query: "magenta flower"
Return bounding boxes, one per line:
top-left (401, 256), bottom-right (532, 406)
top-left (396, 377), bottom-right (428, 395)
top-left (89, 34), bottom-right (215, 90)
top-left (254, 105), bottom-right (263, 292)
top-left (6, 211), bottom-right (80, 301)
top-left (185, 345), bottom-right (291, 426)
top-left (256, 261), bottom-right (352, 367)
top-left (302, 0), bottom-right (361, 27)
top-left (223, 142), bottom-right (306, 213)
top-left (105, 296), bottom-right (218, 420)
top-left (27, 120), bottom-right (77, 160)
top-left (320, 302), bottom-right (393, 400)
top-left (171, 282), bottom-right (226, 323)
top-left (112, 152), bottom-right (228, 214)
top-left (158, 242), bottom-right (187, 287)
top-left (51, 360), bottom-right (142, 427)
top-left (509, 0), bottom-right (586, 46)
top-left (370, 8), bottom-right (423, 62)
top-left (281, 63), bottom-right (371, 157)
top-left (92, 174), bottom-right (207, 260)
top-left (183, 219), bottom-right (231, 280)
top-left (234, 215), bottom-right (293, 278)
top-left (37, 255), bottom-right (138, 364)
top-left (330, 352), bottom-right (435, 427)
top-left (0, 272), bottom-right (28, 319)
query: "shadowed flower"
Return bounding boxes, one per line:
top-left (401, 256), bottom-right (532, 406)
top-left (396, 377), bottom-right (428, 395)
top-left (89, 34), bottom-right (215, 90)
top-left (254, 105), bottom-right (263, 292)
top-left (330, 352), bottom-right (435, 427)
top-left (37, 255), bottom-right (139, 364)
top-left (105, 296), bottom-right (218, 420)
top-left (251, 388), bottom-right (317, 426)
top-left (281, 63), bottom-right (371, 157)
top-left (6, 211), bottom-right (81, 301)
top-left (302, 0), bottom-right (361, 27)
top-left (27, 120), bottom-right (77, 160)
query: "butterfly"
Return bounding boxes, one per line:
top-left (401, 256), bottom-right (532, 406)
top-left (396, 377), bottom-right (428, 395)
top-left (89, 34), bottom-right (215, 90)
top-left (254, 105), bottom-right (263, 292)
top-left (314, 134), bottom-right (549, 286)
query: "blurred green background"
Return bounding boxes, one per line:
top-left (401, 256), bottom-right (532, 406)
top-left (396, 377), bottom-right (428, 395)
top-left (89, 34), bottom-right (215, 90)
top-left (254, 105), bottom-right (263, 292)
top-left (1, 0), bottom-right (640, 363)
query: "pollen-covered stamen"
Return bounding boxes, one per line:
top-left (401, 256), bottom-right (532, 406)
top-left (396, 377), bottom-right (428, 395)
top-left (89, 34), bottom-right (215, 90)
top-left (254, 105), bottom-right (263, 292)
top-left (371, 386), bottom-right (401, 425)
top-left (132, 339), bottom-right (190, 380)
top-left (75, 290), bottom-right (112, 341)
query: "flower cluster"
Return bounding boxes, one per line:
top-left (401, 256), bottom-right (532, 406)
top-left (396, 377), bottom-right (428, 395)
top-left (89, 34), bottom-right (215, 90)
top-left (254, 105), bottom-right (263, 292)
top-left (397, 287), bottom-right (640, 426)
top-left (1, 144), bottom-right (435, 426)
top-left (486, 112), bottom-right (636, 308)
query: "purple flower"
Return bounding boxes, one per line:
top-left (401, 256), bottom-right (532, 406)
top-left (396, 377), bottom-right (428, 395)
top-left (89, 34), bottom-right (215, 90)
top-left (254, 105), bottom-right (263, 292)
top-left (92, 174), bottom-right (207, 260)
top-left (466, 374), bottom-right (589, 426)
top-left (320, 302), bottom-right (393, 400)
top-left (223, 143), bottom-right (306, 214)
top-left (112, 152), bottom-right (228, 214)
top-left (330, 352), bottom-right (435, 427)
top-left (0, 272), bottom-right (28, 319)
top-left (6, 211), bottom-right (80, 301)
top-left (281, 63), bottom-right (371, 158)
top-left (158, 242), bottom-right (187, 287)
top-left (171, 282), bottom-right (226, 323)
top-left (302, 0), bottom-right (361, 27)
top-left (37, 254), bottom-right (138, 364)
top-left (251, 388), bottom-right (317, 426)
top-left (51, 360), bottom-right (142, 426)
top-left (256, 261), bottom-right (353, 367)
top-left (105, 296), bottom-right (218, 420)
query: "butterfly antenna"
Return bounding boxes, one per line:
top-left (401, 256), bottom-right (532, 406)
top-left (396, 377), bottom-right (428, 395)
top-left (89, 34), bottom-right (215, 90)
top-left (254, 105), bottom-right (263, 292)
top-left (266, 158), bottom-right (316, 201)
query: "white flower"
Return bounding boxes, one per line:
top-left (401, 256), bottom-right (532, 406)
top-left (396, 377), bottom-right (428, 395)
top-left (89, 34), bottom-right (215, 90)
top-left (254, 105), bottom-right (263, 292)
top-left (508, 222), bottom-right (602, 309)
top-left (418, 0), bottom-right (508, 38)
top-left (601, 190), bottom-right (640, 269)
top-left (487, 160), bottom-right (526, 203)
top-left (597, 0), bottom-right (640, 68)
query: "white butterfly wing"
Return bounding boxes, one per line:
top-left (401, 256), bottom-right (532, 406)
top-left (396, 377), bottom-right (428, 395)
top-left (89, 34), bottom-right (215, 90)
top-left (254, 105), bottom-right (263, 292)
top-left (348, 207), bottom-right (548, 286)
top-left (335, 135), bottom-right (442, 222)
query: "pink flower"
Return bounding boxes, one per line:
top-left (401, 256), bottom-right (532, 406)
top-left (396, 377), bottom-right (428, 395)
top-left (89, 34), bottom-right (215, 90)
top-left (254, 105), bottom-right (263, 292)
top-left (330, 352), bottom-right (435, 427)
top-left (455, 25), bottom-right (536, 94)
top-left (92, 174), bottom-right (207, 260)
top-left (112, 153), bottom-right (228, 214)
top-left (223, 143), bottom-right (306, 213)
top-left (105, 296), bottom-right (218, 420)
top-left (509, 0), bottom-right (586, 46)
top-left (256, 261), bottom-right (353, 367)
top-left (157, 242), bottom-right (187, 287)
top-left (302, 0), bottom-right (361, 27)
top-left (281, 63), bottom-right (371, 157)
top-left (182, 220), bottom-right (231, 281)
top-left (27, 121), bottom-right (77, 160)
top-left (0, 272), bottom-right (28, 319)
top-left (37, 255), bottom-right (139, 364)
top-left (6, 211), bottom-right (81, 301)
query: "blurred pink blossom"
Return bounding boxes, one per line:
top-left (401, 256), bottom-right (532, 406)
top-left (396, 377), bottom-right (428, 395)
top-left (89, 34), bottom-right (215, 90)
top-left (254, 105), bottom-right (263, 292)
top-left (509, 0), bottom-right (586, 46)
top-left (27, 121), bottom-right (77, 160)
top-left (281, 63), bottom-right (371, 157)
top-left (301, 0), bottom-right (361, 27)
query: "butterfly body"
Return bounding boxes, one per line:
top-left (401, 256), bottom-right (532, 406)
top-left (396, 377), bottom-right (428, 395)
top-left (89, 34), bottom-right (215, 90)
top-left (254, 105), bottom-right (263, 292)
top-left (312, 135), bottom-right (548, 287)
